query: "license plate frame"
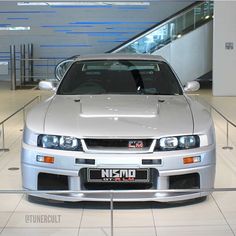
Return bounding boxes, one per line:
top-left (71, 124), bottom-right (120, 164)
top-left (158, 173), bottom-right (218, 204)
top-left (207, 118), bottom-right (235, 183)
top-left (87, 168), bottom-right (150, 183)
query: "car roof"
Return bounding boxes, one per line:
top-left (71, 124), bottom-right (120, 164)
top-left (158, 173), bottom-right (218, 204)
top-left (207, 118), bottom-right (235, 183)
top-left (74, 53), bottom-right (166, 62)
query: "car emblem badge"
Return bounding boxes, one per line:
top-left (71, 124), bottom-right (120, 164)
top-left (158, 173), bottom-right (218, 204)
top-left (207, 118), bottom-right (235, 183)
top-left (128, 140), bottom-right (144, 148)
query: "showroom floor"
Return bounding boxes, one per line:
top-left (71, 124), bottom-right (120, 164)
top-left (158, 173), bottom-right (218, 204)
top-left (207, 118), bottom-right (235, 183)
top-left (0, 82), bottom-right (236, 236)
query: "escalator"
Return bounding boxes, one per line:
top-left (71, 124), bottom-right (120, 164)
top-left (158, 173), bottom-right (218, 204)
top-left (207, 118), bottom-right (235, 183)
top-left (109, 1), bottom-right (214, 85)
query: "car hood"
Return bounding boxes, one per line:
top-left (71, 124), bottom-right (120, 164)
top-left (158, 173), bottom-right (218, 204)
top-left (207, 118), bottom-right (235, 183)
top-left (39, 95), bottom-right (193, 138)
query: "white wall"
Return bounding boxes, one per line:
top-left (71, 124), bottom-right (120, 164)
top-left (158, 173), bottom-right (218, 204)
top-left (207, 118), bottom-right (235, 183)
top-left (153, 21), bottom-right (213, 85)
top-left (213, 1), bottom-right (236, 96)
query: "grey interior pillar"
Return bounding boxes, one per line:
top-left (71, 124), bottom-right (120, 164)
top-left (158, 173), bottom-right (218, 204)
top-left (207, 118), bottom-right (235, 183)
top-left (20, 44), bottom-right (26, 85)
top-left (28, 43), bottom-right (34, 82)
top-left (10, 45), bottom-right (16, 90)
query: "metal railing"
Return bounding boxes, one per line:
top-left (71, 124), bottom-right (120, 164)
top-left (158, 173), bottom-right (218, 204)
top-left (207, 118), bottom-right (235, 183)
top-left (9, 44), bottom-right (62, 90)
top-left (19, 58), bottom-right (62, 81)
top-left (189, 94), bottom-right (235, 150)
top-left (0, 96), bottom-right (40, 152)
top-left (210, 106), bottom-right (235, 150)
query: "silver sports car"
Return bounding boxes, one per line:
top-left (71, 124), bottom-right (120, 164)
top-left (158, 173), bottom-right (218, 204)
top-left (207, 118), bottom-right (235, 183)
top-left (21, 54), bottom-right (215, 202)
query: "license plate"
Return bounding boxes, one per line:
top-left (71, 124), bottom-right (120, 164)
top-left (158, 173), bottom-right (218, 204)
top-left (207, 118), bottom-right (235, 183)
top-left (87, 168), bottom-right (149, 183)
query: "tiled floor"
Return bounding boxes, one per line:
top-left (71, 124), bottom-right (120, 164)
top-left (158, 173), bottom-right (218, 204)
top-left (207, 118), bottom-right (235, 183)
top-left (0, 83), bottom-right (236, 236)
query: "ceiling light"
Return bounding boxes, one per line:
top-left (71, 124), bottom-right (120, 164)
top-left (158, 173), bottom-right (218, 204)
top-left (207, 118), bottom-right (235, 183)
top-left (0, 26), bottom-right (30, 31)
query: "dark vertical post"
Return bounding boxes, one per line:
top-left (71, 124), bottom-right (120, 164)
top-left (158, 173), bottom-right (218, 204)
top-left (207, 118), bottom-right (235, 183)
top-left (28, 43), bottom-right (34, 82)
top-left (22, 44), bottom-right (26, 84)
top-left (20, 45), bottom-right (24, 85)
top-left (10, 45), bottom-right (16, 90)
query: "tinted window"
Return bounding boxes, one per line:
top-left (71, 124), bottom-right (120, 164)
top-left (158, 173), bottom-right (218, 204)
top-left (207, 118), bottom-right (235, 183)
top-left (57, 60), bottom-right (182, 95)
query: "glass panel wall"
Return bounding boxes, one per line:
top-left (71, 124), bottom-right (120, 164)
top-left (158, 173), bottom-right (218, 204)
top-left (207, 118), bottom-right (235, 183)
top-left (116, 1), bottom-right (213, 54)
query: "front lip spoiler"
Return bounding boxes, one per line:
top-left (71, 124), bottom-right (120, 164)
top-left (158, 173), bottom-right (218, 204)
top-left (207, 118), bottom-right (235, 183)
top-left (23, 189), bottom-right (211, 202)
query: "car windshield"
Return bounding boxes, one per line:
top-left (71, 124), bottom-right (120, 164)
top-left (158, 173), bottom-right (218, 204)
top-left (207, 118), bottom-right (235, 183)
top-left (57, 60), bottom-right (183, 95)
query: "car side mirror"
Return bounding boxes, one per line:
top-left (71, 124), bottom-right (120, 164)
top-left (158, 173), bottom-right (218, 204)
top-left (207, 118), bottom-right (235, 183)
top-left (39, 81), bottom-right (57, 91)
top-left (184, 81), bottom-right (200, 92)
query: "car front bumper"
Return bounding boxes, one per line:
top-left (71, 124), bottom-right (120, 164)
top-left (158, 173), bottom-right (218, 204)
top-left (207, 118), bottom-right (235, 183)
top-left (21, 142), bottom-right (215, 202)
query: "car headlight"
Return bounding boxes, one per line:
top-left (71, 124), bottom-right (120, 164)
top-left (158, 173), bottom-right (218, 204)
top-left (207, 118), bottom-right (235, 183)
top-left (59, 136), bottom-right (79, 150)
top-left (159, 137), bottom-right (178, 150)
top-left (38, 135), bottom-right (82, 151)
top-left (179, 135), bottom-right (198, 149)
top-left (41, 135), bottom-right (59, 149)
top-left (156, 135), bottom-right (200, 151)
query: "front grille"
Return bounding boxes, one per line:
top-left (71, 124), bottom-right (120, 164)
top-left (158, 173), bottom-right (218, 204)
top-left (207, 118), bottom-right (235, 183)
top-left (80, 168), bottom-right (158, 190)
top-left (84, 139), bottom-right (153, 150)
